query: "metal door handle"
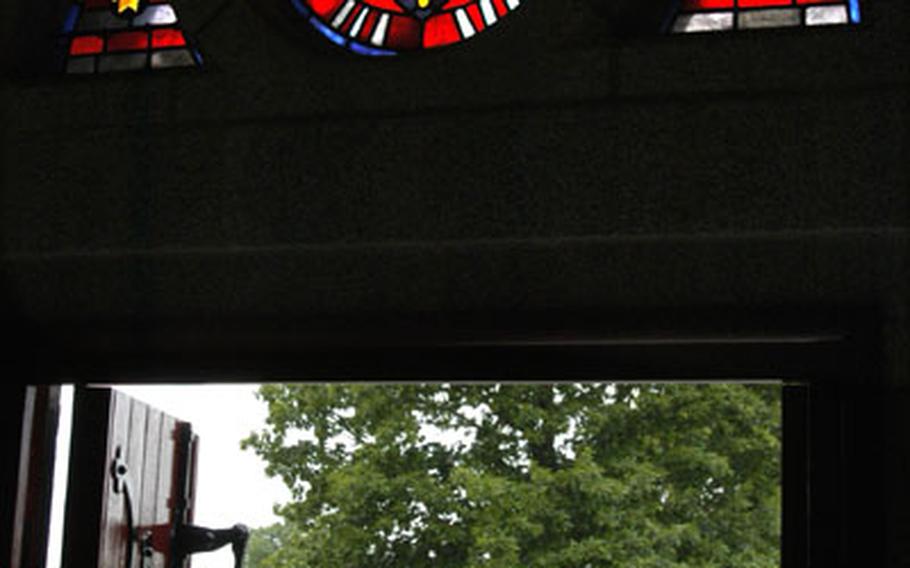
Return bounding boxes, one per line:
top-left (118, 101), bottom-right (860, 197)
top-left (111, 447), bottom-right (249, 568)
top-left (174, 523), bottom-right (250, 568)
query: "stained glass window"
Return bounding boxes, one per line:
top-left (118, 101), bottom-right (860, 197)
top-left (60, 0), bottom-right (202, 74)
top-left (672, 0), bottom-right (860, 33)
top-left (290, 0), bottom-right (522, 55)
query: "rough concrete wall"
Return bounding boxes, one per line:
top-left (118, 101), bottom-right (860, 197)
top-left (2, 0), bottom-right (906, 320)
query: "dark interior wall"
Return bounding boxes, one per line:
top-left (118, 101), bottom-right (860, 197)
top-left (1, 0), bottom-right (907, 327)
top-left (0, 0), bottom-right (908, 563)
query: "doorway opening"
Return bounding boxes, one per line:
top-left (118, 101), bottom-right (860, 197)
top-left (47, 381), bottom-right (785, 568)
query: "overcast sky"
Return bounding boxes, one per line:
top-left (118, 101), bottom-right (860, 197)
top-left (47, 384), bottom-right (291, 568)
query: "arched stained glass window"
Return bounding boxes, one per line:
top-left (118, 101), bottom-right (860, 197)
top-left (60, 0), bottom-right (202, 73)
top-left (290, 0), bottom-right (523, 55)
top-left (672, 0), bottom-right (860, 33)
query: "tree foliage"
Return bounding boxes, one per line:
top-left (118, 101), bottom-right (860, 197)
top-left (243, 383), bottom-right (780, 568)
top-left (245, 521), bottom-right (308, 568)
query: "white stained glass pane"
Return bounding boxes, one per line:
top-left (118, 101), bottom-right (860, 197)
top-left (133, 4), bottom-right (178, 26)
top-left (66, 56), bottom-right (96, 74)
top-left (673, 12), bottom-right (735, 33)
top-left (806, 5), bottom-right (849, 26)
top-left (738, 8), bottom-right (801, 29)
top-left (98, 52), bottom-right (147, 73)
top-left (331, 0), bottom-right (355, 28)
top-left (455, 8), bottom-right (476, 39)
top-left (370, 13), bottom-right (389, 46)
top-left (151, 49), bottom-right (195, 68)
top-left (480, 0), bottom-right (498, 26)
top-left (348, 7), bottom-right (369, 37)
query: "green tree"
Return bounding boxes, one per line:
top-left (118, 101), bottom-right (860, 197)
top-left (245, 522), bottom-right (311, 568)
top-left (243, 383), bottom-right (780, 568)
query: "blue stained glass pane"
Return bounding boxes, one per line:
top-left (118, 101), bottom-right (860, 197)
top-left (290, 0), bottom-right (311, 17)
top-left (849, 0), bottom-right (861, 23)
top-left (348, 42), bottom-right (396, 57)
top-left (62, 5), bottom-right (81, 34)
top-left (309, 16), bottom-right (347, 48)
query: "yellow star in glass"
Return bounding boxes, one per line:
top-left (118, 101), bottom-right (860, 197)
top-left (115, 0), bottom-right (141, 15)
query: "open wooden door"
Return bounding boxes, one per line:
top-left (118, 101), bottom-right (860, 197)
top-left (61, 387), bottom-right (198, 568)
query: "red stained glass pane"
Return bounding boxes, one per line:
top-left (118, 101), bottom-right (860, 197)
top-left (357, 10), bottom-right (380, 41)
top-left (441, 0), bottom-right (475, 9)
top-left (341, 4), bottom-right (364, 33)
top-left (465, 3), bottom-right (485, 32)
top-left (70, 35), bottom-right (104, 55)
top-left (359, 0), bottom-right (404, 12)
top-left (385, 14), bottom-right (422, 50)
top-left (151, 28), bottom-right (186, 48)
top-left (107, 30), bottom-right (148, 51)
top-left (738, 0), bottom-right (792, 7)
top-left (682, 0), bottom-right (733, 8)
top-left (309, 0), bottom-right (345, 18)
top-left (423, 13), bottom-right (460, 47)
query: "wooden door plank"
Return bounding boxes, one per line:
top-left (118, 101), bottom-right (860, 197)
top-left (139, 408), bottom-right (163, 568)
top-left (99, 390), bottom-right (132, 568)
top-left (125, 397), bottom-right (148, 560)
top-left (153, 415), bottom-right (178, 568)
